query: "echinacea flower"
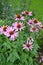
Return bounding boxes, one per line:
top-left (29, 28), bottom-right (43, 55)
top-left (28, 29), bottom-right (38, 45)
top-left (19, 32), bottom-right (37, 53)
top-left (9, 31), bottom-right (18, 41)
top-left (4, 26), bottom-right (18, 40)
top-left (30, 26), bottom-right (39, 32)
top-left (33, 18), bottom-right (42, 26)
top-left (14, 14), bottom-right (25, 20)
top-left (23, 37), bottom-right (34, 51)
top-left (12, 22), bottom-right (24, 31)
top-left (27, 19), bottom-right (33, 26)
top-left (23, 41), bottom-right (33, 51)
top-left (22, 10), bottom-right (32, 16)
top-left (27, 18), bottom-right (42, 26)
top-left (0, 25), bottom-right (8, 35)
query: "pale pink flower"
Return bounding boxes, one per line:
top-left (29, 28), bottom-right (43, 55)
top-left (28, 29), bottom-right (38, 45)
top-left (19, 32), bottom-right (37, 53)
top-left (27, 19), bottom-right (33, 26)
top-left (22, 10), bottom-right (32, 16)
top-left (33, 18), bottom-right (42, 26)
top-left (3, 26), bottom-right (14, 37)
top-left (0, 25), bottom-right (8, 35)
top-left (30, 26), bottom-right (39, 32)
top-left (12, 22), bottom-right (24, 31)
top-left (23, 41), bottom-right (33, 51)
top-left (4, 26), bottom-right (18, 40)
top-left (14, 14), bottom-right (24, 20)
top-left (27, 18), bottom-right (42, 26)
top-left (9, 32), bottom-right (18, 41)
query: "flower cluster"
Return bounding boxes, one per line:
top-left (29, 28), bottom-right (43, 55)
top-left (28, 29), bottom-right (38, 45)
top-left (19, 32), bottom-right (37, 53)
top-left (27, 18), bottom-right (43, 32)
top-left (14, 10), bottom-right (32, 21)
top-left (23, 36), bottom-right (34, 51)
top-left (0, 10), bottom-right (43, 52)
top-left (0, 22), bottom-right (24, 41)
top-left (0, 10), bottom-right (33, 41)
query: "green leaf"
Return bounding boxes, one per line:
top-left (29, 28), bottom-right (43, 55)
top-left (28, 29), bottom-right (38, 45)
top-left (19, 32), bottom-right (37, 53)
top-left (29, 57), bottom-right (33, 65)
top-left (7, 49), bottom-right (20, 62)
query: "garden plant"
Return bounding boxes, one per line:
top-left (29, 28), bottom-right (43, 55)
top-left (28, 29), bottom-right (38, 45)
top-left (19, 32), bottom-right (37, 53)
top-left (0, 0), bottom-right (43, 65)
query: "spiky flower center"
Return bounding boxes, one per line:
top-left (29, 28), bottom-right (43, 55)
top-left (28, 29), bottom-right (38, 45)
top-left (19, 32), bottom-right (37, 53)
top-left (26, 43), bottom-right (30, 47)
top-left (3, 26), bottom-right (8, 31)
top-left (33, 19), bottom-right (38, 23)
top-left (17, 23), bottom-right (21, 28)
top-left (32, 27), bottom-right (37, 31)
top-left (17, 14), bottom-right (21, 18)
top-left (25, 10), bottom-right (29, 14)
top-left (9, 31), bottom-right (14, 35)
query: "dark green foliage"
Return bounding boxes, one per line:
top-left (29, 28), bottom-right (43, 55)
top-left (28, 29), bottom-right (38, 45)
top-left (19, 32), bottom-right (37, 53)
top-left (0, 20), bottom-right (39, 65)
top-left (0, 0), bottom-right (14, 20)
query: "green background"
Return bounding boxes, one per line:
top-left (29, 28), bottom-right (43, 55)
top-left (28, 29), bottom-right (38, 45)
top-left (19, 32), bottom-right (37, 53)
top-left (8, 0), bottom-right (43, 21)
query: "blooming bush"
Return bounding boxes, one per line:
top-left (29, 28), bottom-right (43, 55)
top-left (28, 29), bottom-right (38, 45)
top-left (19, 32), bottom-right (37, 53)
top-left (0, 10), bottom-right (43, 65)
